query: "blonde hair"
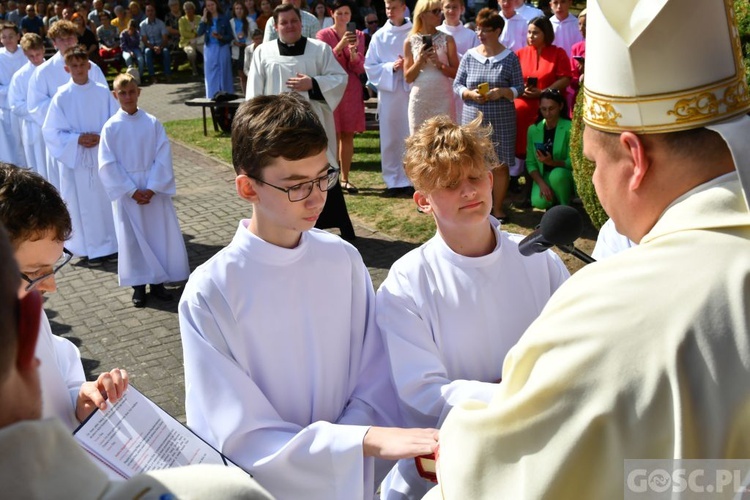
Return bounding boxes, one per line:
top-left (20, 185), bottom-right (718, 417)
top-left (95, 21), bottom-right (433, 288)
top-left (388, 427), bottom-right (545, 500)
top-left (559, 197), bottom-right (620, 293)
top-left (113, 72), bottom-right (138, 90)
top-left (404, 114), bottom-right (498, 193)
top-left (410, 0), bottom-right (442, 35)
top-left (20, 32), bottom-right (44, 51)
top-left (47, 19), bottom-right (77, 39)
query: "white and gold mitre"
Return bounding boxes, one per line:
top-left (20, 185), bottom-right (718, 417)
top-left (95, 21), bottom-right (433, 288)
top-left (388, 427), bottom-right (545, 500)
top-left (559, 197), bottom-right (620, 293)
top-left (583, 0), bottom-right (750, 133)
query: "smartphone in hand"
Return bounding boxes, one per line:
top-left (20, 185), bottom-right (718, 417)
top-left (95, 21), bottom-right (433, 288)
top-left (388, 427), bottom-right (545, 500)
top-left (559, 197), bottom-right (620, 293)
top-left (422, 34), bottom-right (433, 49)
top-left (346, 21), bottom-right (357, 33)
top-left (477, 82), bottom-right (489, 96)
top-left (527, 76), bottom-right (538, 88)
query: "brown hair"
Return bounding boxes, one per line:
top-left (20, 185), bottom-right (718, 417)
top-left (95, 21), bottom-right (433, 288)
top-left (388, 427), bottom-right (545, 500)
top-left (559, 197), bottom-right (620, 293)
top-left (0, 224), bottom-right (19, 379)
top-left (231, 93), bottom-right (328, 178)
top-left (404, 114), bottom-right (498, 193)
top-left (0, 21), bottom-right (20, 34)
top-left (63, 44), bottom-right (89, 64)
top-left (529, 15), bottom-right (554, 46)
top-left (475, 7), bottom-right (503, 32)
top-left (273, 3), bottom-right (300, 23)
top-left (47, 19), bottom-right (77, 39)
top-left (0, 164), bottom-right (72, 248)
top-left (20, 32), bottom-right (44, 51)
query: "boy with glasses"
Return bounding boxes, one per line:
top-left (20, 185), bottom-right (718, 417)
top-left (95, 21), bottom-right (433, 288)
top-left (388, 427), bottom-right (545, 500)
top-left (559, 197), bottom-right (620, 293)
top-left (98, 73), bottom-right (189, 308)
top-left (0, 162), bottom-right (128, 431)
top-left (179, 92), bottom-right (438, 499)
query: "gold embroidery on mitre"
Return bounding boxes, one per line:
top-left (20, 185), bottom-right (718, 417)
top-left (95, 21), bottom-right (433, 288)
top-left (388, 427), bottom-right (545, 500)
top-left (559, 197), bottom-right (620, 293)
top-left (667, 79), bottom-right (750, 124)
top-left (584, 97), bottom-right (623, 127)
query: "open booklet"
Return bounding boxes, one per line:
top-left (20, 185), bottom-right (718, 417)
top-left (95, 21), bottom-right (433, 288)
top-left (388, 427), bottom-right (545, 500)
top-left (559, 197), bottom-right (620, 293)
top-left (74, 385), bottom-right (243, 480)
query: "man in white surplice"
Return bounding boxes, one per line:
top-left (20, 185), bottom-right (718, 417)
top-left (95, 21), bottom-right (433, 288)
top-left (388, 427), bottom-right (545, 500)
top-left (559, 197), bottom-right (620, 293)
top-left (41, 45), bottom-right (118, 263)
top-left (98, 73), bottom-right (190, 309)
top-left (247, 3), bottom-right (346, 172)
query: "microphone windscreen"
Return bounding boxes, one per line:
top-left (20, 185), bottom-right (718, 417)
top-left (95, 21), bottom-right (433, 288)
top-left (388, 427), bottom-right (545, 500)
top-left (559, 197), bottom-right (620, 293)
top-left (539, 205), bottom-right (583, 246)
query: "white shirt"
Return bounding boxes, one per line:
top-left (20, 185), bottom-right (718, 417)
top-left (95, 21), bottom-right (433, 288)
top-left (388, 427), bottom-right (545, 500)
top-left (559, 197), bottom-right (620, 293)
top-left (550, 14), bottom-right (583, 57)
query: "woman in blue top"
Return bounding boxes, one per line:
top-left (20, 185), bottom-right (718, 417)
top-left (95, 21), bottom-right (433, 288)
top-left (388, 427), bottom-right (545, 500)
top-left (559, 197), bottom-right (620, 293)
top-left (198, 0), bottom-right (235, 98)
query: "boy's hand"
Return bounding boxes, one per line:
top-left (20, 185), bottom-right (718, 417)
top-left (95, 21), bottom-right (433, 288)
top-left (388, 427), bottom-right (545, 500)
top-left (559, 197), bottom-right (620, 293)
top-left (362, 427), bottom-right (438, 460)
top-left (393, 55), bottom-right (404, 72)
top-left (78, 133), bottom-right (100, 148)
top-left (75, 368), bottom-right (129, 422)
top-left (132, 189), bottom-right (154, 204)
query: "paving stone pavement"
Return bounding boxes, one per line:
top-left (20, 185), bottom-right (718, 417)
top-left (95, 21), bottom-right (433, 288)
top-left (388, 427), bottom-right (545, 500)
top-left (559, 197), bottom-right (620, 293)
top-left (46, 79), bottom-right (417, 422)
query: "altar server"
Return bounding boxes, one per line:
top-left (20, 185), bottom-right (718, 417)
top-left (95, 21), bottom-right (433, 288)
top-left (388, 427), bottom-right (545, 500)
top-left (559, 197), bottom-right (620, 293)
top-left (42, 45), bottom-right (118, 264)
top-left (378, 115), bottom-right (568, 499)
top-left (9, 33), bottom-right (47, 175)
top-left (364, 0), bottom-right (413, 195)
top-left (425, 1), bottom-right (750, 498)
top-left (0, 23), bottom-right (27, 165)
top-left (27, 20), bottom-right (106, 190)
top-left (180, 92), bottom-right (438, 500)
top-left (99, 73), bottom-right (190, 308)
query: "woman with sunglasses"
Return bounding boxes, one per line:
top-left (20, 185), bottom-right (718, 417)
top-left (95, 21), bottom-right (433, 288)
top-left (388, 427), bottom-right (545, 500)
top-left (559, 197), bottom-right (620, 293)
top-left (525, 88), bottom-right (574, 209)
top-left (403, 0), bottom-right (458, 134)
top-left (453, 7), bottom-right (523, 222)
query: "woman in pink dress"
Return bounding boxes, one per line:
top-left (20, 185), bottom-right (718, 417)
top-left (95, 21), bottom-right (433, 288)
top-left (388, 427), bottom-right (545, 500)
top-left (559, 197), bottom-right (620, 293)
top-left (316, 0), bottom-right (366, 194)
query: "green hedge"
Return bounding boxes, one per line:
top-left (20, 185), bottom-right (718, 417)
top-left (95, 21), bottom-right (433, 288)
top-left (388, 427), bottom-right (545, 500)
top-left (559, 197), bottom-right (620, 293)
top-left (571, 0), bottom-right (750, 231)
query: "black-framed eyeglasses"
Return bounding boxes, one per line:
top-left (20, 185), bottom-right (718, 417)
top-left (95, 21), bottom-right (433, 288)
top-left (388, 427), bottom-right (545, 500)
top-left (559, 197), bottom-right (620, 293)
top-left (20, 247), bottom-right (74, 292)
top-left (250, 167), bottom-right (339, 202)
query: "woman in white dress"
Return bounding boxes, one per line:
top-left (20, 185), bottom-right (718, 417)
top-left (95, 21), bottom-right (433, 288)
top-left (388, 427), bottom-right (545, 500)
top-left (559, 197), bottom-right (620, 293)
top-left (403, 0), bottom-right (458, 134)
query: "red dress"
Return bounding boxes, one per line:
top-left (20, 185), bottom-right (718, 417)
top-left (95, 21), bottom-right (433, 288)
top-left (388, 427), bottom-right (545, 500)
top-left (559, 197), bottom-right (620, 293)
top-left (514, 44), bottom-right (572, 157)
top-left (316, 27), bottom-right (366, 133)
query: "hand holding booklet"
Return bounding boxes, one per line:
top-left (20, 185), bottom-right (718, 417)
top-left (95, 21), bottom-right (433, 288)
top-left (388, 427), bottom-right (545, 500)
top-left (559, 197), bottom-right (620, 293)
top-left (74, 385), bottom-right (242, 479)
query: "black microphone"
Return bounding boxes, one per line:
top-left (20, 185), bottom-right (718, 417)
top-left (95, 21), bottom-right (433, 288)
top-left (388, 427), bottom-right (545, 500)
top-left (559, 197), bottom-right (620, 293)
top-left (518, 205), bottom-right (596, 264)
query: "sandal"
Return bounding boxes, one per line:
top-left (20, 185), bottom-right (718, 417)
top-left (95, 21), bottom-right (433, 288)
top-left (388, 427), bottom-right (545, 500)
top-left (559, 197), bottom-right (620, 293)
top-left (340, 180), bottom-right (359, 194)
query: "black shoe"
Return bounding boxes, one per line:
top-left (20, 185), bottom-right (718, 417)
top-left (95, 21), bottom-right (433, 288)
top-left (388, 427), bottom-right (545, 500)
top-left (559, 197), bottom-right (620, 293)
top-left (400, 186), bottom-right (415, 197)
top-left (132, 285), bottom-right (147, 308)
top-left (104, 252), bottom-right (118, 262)
top-left (88, 256), bottom-right (107, 267)
top-left (150, 283), bottom-right (173, 301)
top-left (383, 187), bottom-right (400, 198)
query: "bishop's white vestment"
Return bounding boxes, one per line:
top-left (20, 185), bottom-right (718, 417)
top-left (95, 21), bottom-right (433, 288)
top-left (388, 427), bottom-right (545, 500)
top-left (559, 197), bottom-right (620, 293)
top-left (42, 79), bottom-right (118, 259)
top-left (98, 108), bottom-right (190, 287)
top-left (180, 224), bottom-right (403, 500)
top-left (364, 19), bottom-right (413, 189)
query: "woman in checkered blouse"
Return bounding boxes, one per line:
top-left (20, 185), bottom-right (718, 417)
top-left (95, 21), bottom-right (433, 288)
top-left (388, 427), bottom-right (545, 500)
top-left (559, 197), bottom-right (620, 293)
top-left (453, 8), bottom-right (523, 222)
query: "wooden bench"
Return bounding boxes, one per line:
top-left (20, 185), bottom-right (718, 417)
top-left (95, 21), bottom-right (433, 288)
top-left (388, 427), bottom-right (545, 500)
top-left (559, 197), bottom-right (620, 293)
top-left (184, 97), bottom-right (245, 136)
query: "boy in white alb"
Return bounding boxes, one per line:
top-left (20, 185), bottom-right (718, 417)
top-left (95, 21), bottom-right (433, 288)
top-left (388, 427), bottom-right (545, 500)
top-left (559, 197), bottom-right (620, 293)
top-left (499, 0), bottom-right (527, 52)
top-left (179, 93), bottom-right (438, 500)
top-left (378, 115), bottom-right (569, 499)
top-left (549, 0), bottom-right (582, 57)
top-left (0, 23), bottom-right (28, 166)
top-left (8, 33), bottom-right (47, 176)
top-left (27, 20), bottom-right (106, 190)
top-left (98, 74), bottom-right (190, 308)
top-left (42, 45), bottom-right (118, 265)
top-left (364, 0), bottom-right (413, 194)
top-left (0, 164), bottom-right (129, 432)
top-left (437, 0), bottom-right (478, 119)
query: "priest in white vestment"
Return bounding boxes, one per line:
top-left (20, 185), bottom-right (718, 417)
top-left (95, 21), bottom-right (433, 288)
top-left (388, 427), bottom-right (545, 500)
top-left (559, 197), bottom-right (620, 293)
top-left (9, 34), bottom-right (47, 176)
top-left (0, 26), bottom-right (28, 166)
top-left (364, 0), bottom-right (413, 192)
top-left (27, 20), bottom-right (107, 189)
top-left (98, 74), bottom-right (190, 308)
top-left (42, 47), bottom-right (118, 261)
top-left (247, 3), bottom-right (355, 240)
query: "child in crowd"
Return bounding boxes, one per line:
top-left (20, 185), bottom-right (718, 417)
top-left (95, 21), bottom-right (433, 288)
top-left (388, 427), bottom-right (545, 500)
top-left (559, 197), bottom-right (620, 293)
top-left (42, 45), bottom-right (118, 265)
top-left (27, 19), bottom-right (107, 191)
top-left (549, 0), bottom-right (582, 57)
top-left (377, 115), bottom-right (569, 499)
top-left (179, 92), bottom-right (438, 499)
top-left (0, 22), bottom-right (27, 166)
top-left (98, 73), bottom-right (190, 308)
top-left (8, 33), bottom-right (46, 176)
top-left (120, 18), bottom-right (145, 80)
top-left (437, 0), bottom-right (478, 119)
top-left (0, 163), bottom-right (128, 431)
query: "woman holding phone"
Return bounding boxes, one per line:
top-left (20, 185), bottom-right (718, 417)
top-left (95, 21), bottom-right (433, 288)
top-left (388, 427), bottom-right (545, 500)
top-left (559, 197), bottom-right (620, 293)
top-left (514, 16), bottom-right (571, 187)
top-left (453, 8), bottom-right (523, 222)
top-left (198, 0), bottom-right (234, 98)
top-left (403, 0), bottom-right (458, 134)
top-left (316, 0), bottom-right (366, 194)
top-left (525, 88), bottom-right (574, 209)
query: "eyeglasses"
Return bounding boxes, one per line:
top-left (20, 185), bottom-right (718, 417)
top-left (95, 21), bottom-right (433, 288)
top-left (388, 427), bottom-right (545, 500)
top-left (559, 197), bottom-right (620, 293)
top-left (250, 167), bottom-right (339, 202)
top-left (475, 27), bottom-right (498, 34)
top-left (429, 8), bottom-right (441, 15)
top-left (367, 19), bottom-right (379, 24)
top-left (20, 247), bottom-right (73, 292)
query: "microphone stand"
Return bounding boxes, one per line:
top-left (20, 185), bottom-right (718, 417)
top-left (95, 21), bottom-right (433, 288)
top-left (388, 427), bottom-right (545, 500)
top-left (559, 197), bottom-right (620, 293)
top-left (555, 244), bottom-right (597, 265)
